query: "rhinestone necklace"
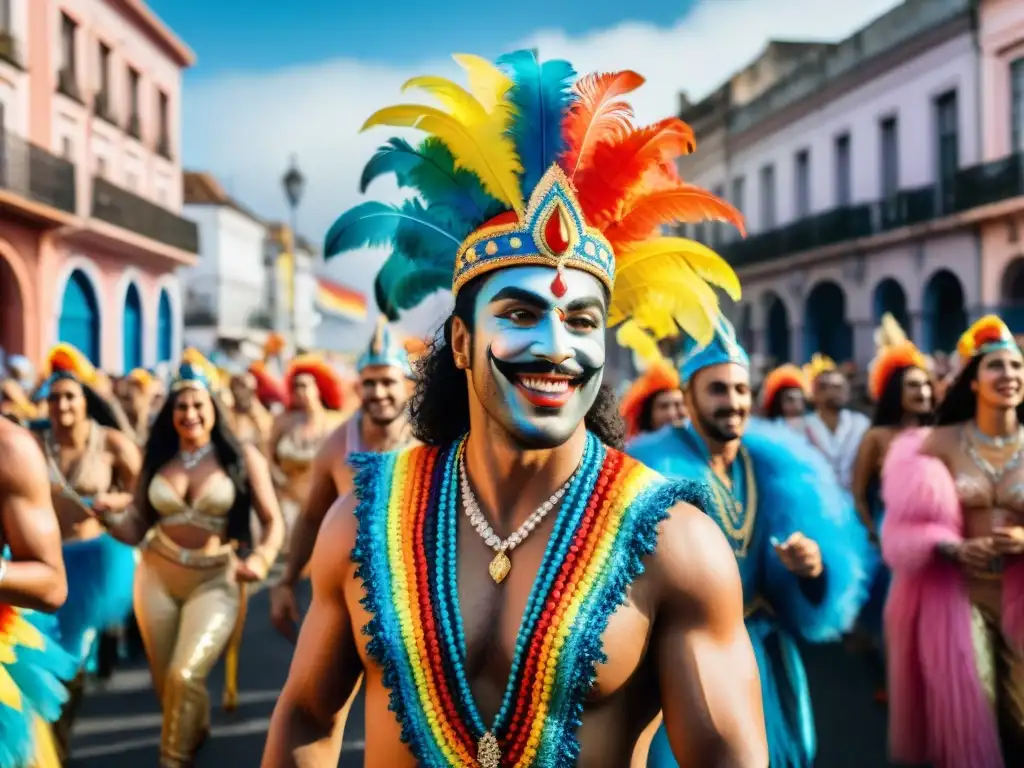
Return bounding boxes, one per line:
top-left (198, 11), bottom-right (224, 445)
top-left (179, 442), bottom-right (213, 471)
top-left (963, 425), bottom-right (1024, 485)
top-left (458, 456), bottom-right (580, 584)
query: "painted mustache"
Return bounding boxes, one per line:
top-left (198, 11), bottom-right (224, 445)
top-left (488, 350), bottom-right (601, 387)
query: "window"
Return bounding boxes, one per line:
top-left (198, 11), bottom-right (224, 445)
top-left (157, 89), bottom-right (169, 156)
top-left (1011, 58), bottom-right (1024, 152)
top-left (0, 0), bottom-right (10, 31)
top-left (61, 136), bottom-right (72, 159)
top-left (128, 67), bottom-right (140, 115)
top-left (759, 163), bottom-right (776, 230)
top-left (934, 90), bottom-right (959, 193)
top-left (712, 184), bottom-right (726, 246)
top-left (794, 149), bottom-right (811, 218)
top-left (879, 116), bottom-right (899, 199)
top-left (60, 13), bottom-right (76, 75)
top-left (730, 176), bottom-right (745, 243)
top-left (98, 43), bottom-right (111, 104)
top-left (834, 133), bottom-right (851, 206)
top-left (96, 156), bottom-right (106, 177)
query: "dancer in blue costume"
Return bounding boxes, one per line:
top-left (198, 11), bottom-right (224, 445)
top-left (0, 415), bottom-right (77, 768)
top-left (30, 344), bottom-right (141, 758)
top-left (630, 319), bottom-right (873, 768)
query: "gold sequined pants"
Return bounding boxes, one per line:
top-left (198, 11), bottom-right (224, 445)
top-left (971, 603), bottom-right (1024, 757)
top-left (134, 535), bottom-right (240, 767)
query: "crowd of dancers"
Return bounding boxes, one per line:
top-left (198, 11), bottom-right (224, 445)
top-left (2, 45), bottom-right (1023, 768)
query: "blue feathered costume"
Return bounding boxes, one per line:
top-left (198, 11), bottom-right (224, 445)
top-left (629, 320), bottom-right (874, 768)
top-left (0, 604), bottom-right (77, 768)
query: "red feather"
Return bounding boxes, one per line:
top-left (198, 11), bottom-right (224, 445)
top-left (574, 118), bottom-right (696, 229)
top-left (602, 185), bottom-right (746, 249)
top-left (561, 70), bottom-right (645, 176)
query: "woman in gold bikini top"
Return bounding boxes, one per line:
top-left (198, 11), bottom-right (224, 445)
top-left (97, 356), bottom-right (284, 768)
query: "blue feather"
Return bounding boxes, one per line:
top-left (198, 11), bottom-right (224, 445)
top-left (359, 138), bottom-right (502, 231)
top-left (497, 50), bottom-right (577, 200)
top-left (373, 253), bottom-right (450, 319)
top-left (323, 199), bottom-right (461, 260)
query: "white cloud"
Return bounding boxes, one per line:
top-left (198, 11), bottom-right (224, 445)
top-left (181, 0), bottom-right (902, 341)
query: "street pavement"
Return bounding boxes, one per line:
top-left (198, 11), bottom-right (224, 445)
top-left (70, 574), bottom-right (893, 767)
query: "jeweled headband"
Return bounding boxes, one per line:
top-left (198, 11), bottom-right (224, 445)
top-left (171, 362), bottom-right (211, 393)
top-left (325, 50), bottom-right (747, 353)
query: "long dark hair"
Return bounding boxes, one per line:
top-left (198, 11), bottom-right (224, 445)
top-left (936, 355), bottom-right (1024, 426)
top-left (136, 386), bottom-right (252, 547)
top-left (36, 374), bottom-right (127, 432)
top-left (765, 386), bottom-right (806, 420)
top-left (409, 276), bottom-right (626, 450)
top-left (873, 366), bottom-right (934, 428)
top-left (637, 389), bottom-right (672, 434)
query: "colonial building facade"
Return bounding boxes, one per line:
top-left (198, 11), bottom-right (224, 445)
top-left (681, 0), bottom-right (1024, 367)
top-left (0, 0), bottom-right (197, 372)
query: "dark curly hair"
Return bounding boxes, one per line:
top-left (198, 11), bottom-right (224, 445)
top-left (872, 365), bottom-right (934, 428)
top-left (136, 386), bottom-right (253, 548)
top-left (409, 276), bottom-right (626, 450)
top-left (936, 355), bottom-right (1024, 426)
top-left (765, 386), bottom-right (807, 420)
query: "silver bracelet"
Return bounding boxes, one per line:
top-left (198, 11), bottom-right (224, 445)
top-left (0, 557), bottom-right (8, 585)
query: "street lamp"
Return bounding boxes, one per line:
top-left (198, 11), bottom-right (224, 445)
top-left (281, 155), bottom-right (305, 348)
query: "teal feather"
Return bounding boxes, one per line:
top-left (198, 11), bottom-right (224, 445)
top-left (359, 138), bottom-right (501, 229)
top-left (373, 252), bottom-right (450, 319)
top-left (324, 199), bottom-right (461, 260)
top-left (497, 50), bottom-right (577, 200)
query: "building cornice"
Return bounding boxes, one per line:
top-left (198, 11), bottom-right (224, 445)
top-left (112, 0), bottom-right (196, 69)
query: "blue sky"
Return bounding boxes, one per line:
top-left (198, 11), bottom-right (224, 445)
top-left (148, 0), bottom-right (693, 78)
top-left (157, 0), bottom-right (902, 334)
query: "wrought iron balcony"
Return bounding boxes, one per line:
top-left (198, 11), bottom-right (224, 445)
top-left (91, 177), bottom-right (198, 253)
top-left (717, 151), bottom-right (1024, 269)
top-left (0, 131), bottom-right (76, 214)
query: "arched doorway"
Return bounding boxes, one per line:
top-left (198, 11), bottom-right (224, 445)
top-left (0, 255), bottom-right (24, 356)
top-left (803, 280), bottom-right (852, 362)
top-left (157, 289), bottom-right (173, 363)
top-left (58, 269), bottom-right (100, 364)
top-left (922, 269), bottom-right (967, 353)
top-left (123, 283), bottom-right (143, 372)
top-left (872, 278), bottom-right (911, 335)
top-left (736, 303), bottom-right (754, 353)
top-left (763, 292), bottom-right (790, 364)
top-left (1000, 256), bottom-right (1024, 332)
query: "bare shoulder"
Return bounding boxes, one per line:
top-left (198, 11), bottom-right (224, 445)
top-left (651, 501), bottom-right (742, 610)
top-left (921, 424), bottom-right (957, 459)
top-left (102, 426), bottom-right (136, 454)
top-left (323, 417), bottom-right (352, 454)
top-left (311, 493), bottom-right (360, 588)
top-left (242, 442), bottom-right (270, 473)
top-left (0, 420), bottom-right (47, 489)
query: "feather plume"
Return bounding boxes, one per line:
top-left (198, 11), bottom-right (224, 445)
top-left (616, 319), bottom-right (663, 366)
top-left (603, 186), bottom-right (746, 248)
top-left (324, 199), bottom-right (461, 260)
top-left (496, 50), bottom-right (577, 200)
top-left (373, 252), bottom-right (452, 320)
top-left (453, 53), bottom-right (514, 113)
top-left (561, 70), bottom-right (645, 175)
top-left (364, 63), bottom-right (524, 214)
top-left (573, 118), bottom-right (695, 228)
top-left (873, 312), bottom-right (908, 350)
top-left (615, 237), bottom-right (741, 301)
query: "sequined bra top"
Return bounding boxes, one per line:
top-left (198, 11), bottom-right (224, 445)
top-left (147, 473), bottom-right (235, 533)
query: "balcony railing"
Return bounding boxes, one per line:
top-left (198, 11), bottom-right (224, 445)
top-left (91, 177), bottom-right (198, 253)
top-left (0, 131), bottom-right (76, 214)
top-left (718, 151), bottom-right (1024, 269)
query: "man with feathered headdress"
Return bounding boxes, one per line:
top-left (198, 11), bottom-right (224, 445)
top-left (264, 51), bottom-right (767, 766)
top-left (802, 353), bottom-right (870, 492)
top-left (629, 318), bottom-right (873, 768)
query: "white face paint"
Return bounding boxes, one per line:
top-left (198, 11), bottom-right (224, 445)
top-left (469, 265), bottom-right (607, 448)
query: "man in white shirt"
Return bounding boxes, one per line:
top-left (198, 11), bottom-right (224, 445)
top-left (803, 362), bottom-right (870, 492)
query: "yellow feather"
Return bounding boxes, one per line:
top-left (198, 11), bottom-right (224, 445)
top-left (616, 320), bottom-right (663, 366)
top-left (0, 665), bottom-right (22, 710)
top-left (615, 237), bottom-right (741, 301)
top-left (452, 53), bottom-right (514, 112)
top-left (363, 65), bottom-right (524, 216)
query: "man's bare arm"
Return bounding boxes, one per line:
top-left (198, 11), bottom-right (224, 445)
top-left (279, 426), bottom-right (351, 589)
top-left (0, 422), bottom-right (67, 612)
top-left (263, 495), bottom-right (363, 767)
top-left (654, 502), bottom-right (767, 767)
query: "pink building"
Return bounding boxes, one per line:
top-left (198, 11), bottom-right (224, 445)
top-left (678, 0), bottom-right (1024, 367)
top-left (0, 0), bottom-right (196, 373)
top-left (978, 0), bottom-right (1024, 327)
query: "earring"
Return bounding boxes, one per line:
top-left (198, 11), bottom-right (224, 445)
top-left (454, 354), bottom-right (467, 369)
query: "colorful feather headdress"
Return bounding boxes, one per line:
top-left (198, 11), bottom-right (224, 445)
top-left (45, 343), bottom-right (98, 387)
top-left (175, 348), bottom-right (219, 393)
top-left (761, 364), bottom-right (809, 413)
top-left (248, 360), bottom-right (288, 406)
top-left (325, 50), bottom-right (745, 353)
top-left (867, 313), bottom-right (927, 401)
top-left (957, 315), bottom-right (1018, 360)
top-left (802, 353), bottom-right (837, 384)
top-left (358, 317), bottom-right (413, 377)
top-left (285, 354), bottom-right (344, 411)
top-left (619, 358), bottom-right (681, 438)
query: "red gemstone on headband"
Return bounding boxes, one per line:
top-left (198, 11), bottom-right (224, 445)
top-left (551, 271), bottom-right (568, 298)
top-left (543, 207), bottom-right (571, 255)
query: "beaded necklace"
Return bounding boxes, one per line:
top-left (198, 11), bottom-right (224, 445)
top-left (350, 433), bottom-right (698, 767)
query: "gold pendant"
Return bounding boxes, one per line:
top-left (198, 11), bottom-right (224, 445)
top-left (488, 551), bottom-right (512, 584)
top-left (477, 731), bottom-right (501, 768)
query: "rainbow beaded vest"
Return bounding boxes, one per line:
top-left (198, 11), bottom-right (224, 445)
top-left (350, 432), bottom-right (705, 767)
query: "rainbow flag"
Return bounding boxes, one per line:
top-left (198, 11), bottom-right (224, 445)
top-left (316, 277), bottom-right (367, 321)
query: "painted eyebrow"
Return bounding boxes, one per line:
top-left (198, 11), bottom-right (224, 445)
top-left (488, 286), bottom-right (551, 310)
top-left (565, 296), bottom-right (605, 313)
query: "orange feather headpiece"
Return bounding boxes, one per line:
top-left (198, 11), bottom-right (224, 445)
top-left (619, 359), bottom-right (681, 438)
top-left (956, 315), bottom-right (1018, 360)
top-left (760, 364), bottom-right (809, 414)
top-left (248, 360), bottom-right (288, 406)
top-left (867, 314), bottom-right (927, 401)
top-left (46, 343), bottom-right (98, 387)
top-left (285, 354), bottom-right (344, 411)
